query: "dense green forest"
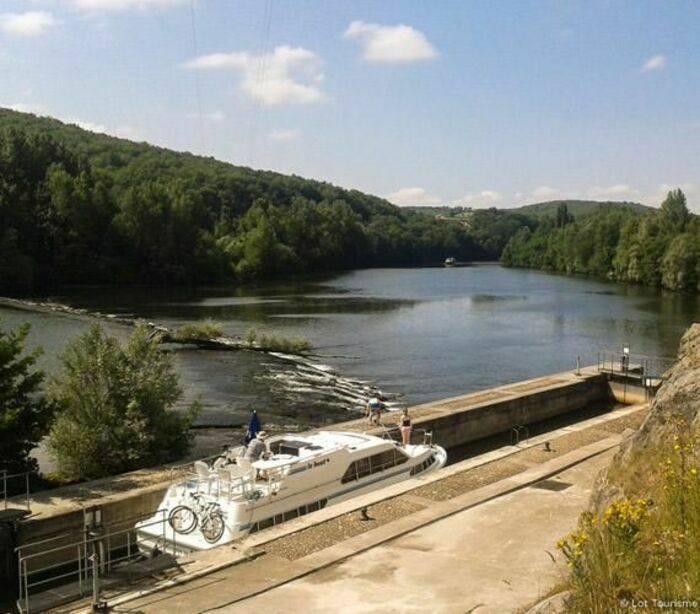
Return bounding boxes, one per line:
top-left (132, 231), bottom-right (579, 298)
top-left (405, 199), bottom-right (652, 220)
top-left (1, 109), bottom-right (693, 293)
top-left (0, 109), bottom-right (519, 288)
top-left (509, 199), bottom-right (654, 219)
top-left (501, 191), bottom-right (699, 291)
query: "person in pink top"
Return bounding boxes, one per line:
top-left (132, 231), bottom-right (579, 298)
top-left (399, 408), bottom-right (412, 445)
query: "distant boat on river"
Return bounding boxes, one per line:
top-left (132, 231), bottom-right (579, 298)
top-left (444, 257), bottom-right (473, 267)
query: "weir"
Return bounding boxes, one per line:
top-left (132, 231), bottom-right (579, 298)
top-left (2, 363), bottom-right (657, 612)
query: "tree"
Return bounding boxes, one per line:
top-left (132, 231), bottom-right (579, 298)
top-left (48, 324), bottom-right (199, 480)
top-left (661, 233), bottom-right (699, 291)
top-left (555, 203), bottom-right (573, 228)
top-left (0, 322), bottom-right (53, 474)
top-left (661, 189), bottom-right (689, 233)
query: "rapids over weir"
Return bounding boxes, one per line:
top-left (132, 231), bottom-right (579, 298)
top-left (0, 297), bottom-right (399, 419)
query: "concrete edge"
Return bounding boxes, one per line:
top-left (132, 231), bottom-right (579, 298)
top-left (404, 367), bottom-right (602, 419)
top-left (97, 434), bottom-right (623, 612)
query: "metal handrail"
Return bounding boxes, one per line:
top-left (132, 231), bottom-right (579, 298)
top-left (596, 350), bottom-right (674, 381)
top-left (16, 508), bottom-right (173, 614)
top-left (1, 469), bottom-right (33, 512)
top-left (596, 348), bottom-right (675, 362)
top-left (510, 426), bottom-right (529, 446)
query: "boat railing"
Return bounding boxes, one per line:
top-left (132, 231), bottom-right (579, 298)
top-left (377, 426), bottom-right (434, 446)
top-left (175, 450), bottom-right (296, 502)
top-left (167, 444), bottom-right (246, 484)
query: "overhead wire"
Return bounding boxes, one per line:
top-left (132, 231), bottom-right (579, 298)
top-left (245, 0), bottom-right (273, 167)
top-left (189, 0), bottom-right (205, 153)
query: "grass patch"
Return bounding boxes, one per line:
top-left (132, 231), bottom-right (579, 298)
top-left (244, 327), bottom-right (311, 354)
top-left (173, 320), bottom-right (223, 342)
top-left (558, 419), bottom-right (699, 612)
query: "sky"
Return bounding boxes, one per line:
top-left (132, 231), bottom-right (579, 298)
top-left (1, 0), bottom-right (699, 210)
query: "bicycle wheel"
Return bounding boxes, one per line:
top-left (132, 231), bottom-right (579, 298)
top-left (169, 505), bottom-right (198, 534)
top-left (200, 511), bottom-right (225, 543)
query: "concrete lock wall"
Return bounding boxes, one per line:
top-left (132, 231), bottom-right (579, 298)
top-left (607, 380), bottom-right (651, 405)
top-left (411, 376), bottom-right (609, 449)
top-left (16, 485), bottom-right (168, 574)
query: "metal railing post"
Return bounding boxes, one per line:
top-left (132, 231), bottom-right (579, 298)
top-left (90, 552), bottom-right (100, 609)
top-left (17, 548), bottom-right (22, 606)
top-left (77, 545), bottom-right (83, 597)
top-left (23, 558), bottom-right (29, 614)
top-left (25, 472), bottom-right (30, 511)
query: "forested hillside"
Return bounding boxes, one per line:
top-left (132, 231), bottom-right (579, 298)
top-left (510, 199), bottom-right (653, 219)
top-left (0, 109), bottom-right (501, 288)
top-left (2, 109), bottom-right (693, 293)
top-left (501, 190), bottom-right (699, 291)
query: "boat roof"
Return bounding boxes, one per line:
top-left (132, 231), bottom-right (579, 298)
top-left (268, 430), bottom-right (390, 457)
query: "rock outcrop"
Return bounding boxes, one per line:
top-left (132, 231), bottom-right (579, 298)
top-left (592, 323), bottom-right (700, 508)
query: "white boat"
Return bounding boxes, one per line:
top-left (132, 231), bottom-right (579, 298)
top-left (135, 431), bottom-right (447, 554)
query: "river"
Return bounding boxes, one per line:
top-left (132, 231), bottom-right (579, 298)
top-left (1, 265), bottom-right (697, 429)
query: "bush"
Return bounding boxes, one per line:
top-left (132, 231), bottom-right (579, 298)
top-left (48, 324), bottom-right (199, 480)
top-left (172, 320), bottom-right (223, 342)
top-left (558, 423), bottom-right (699, 611)
top-left (243, 327), bottom-right (311, 353)
top-left (0, 321), bottom-right (53, 474)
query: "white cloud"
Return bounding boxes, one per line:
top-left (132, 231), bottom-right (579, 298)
top-left (66, 118), bottom-right (142, 140)
top-left (525, 184), bottom-right (641, 204)
top-left (452, 190), bottom-right (503, 208)
top-left (343, 21), bottom-right (438, 63)
top-left (0, 11), bottom-right (57, 36)
top-left (2, 102), bottom-right (48, 114)
top-left (387, 187), bottom-right (441, 206)
top-left (113, 125), bottom-right (142, 140)
top-left (587, 184), bottom-right (637, 200)
top-left (69, 0), bottom-right (187, 11)
top-left (641, 54), bottom-right (666, 73)
top-left (269, 128), bottom-right (301, 141)
top-left (527, 185), bottom-right (564, 202)
top-left (185, 45), bottom-right (327, 106)
top-left (3, 101), bottom-right (144, 140)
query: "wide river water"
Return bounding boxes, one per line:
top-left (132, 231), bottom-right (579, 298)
top-left (1, 265), bottom-right (698, 428)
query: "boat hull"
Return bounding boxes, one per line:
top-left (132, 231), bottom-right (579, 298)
top-left (135, 435), bottom-right (447, 555)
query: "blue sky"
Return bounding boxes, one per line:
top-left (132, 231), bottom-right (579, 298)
top-left (1, 0), bottom-right (699, 210)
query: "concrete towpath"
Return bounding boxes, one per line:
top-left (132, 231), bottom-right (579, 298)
top-left (210, 452), bottom-right (611, 614)
top-left (109, 442), bottom-right (617, 614)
